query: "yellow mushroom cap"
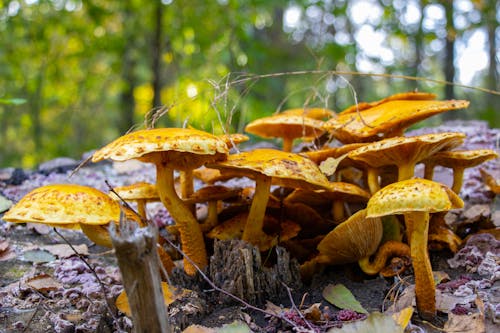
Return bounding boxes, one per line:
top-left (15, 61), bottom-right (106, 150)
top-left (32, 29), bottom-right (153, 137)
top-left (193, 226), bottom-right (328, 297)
top-left (348, 132), bottom-right (466, 169)
top-left (366, 178), bottom-right (464, 218)
top-left (284, 182), bottom-right (370, 206)
top-left (91, 128), bottom-right (228, 169)
top-left (109, 182), bottom-right (159, 201)
top-left (316, 209), bottom-right (383, 265)
top-left (324, 99), bottom-right (469, 143)
top-left (3, 184), bottom-right (120, 226)
top-left (423, 149), bottom-right (498, 169)
top-left (281, 107), bottom-right (335, 120)
top-left (245, 114), bottom-right (325, 140)
top-left (340, 91), bottom-right (437, 115)
top-left (207, 148), bottom-right (331, 191)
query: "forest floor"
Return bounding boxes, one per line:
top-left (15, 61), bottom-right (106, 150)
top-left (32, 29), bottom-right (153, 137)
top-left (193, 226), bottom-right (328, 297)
top-left (0, 120), bottom-right (499, 332)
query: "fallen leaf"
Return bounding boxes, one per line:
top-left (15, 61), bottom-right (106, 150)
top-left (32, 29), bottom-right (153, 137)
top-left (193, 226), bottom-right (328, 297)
top-left (444, 311), bottom-right (485, 332)
top-left (303, 303), bottom-right (323, 322)
top-left (434, 271), bottom-right (450, 285)
top-left (115, 281), bottom-right (191, 317)
top-left (25, 274), bottom-right (62, 294)
top-left (0, 194), bottom-right (13, 213)
top-left (28, 223), bottom-right (51, 235)
top-left (327, 311), bottom-right (404, 333)
top-left (21, 249), bottom-right (56, 263)
top-left (0, 239), bottom-right (9, 252)
top-left (183, 321), bottom-right (251, 333)
top-left (319, 154), bottom-right (347, 176)
top-left (322, 283), bottom-right (368, 314)
top-left (40, 244), bottom-right (88, 258)
top-left (0, 240), bottom-right (16, 261)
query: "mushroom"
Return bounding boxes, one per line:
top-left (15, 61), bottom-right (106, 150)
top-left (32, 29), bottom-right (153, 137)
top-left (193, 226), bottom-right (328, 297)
top-left (479, 168), bottom-right (500, 194)
top-left (347, 132), bottom-right (466, 193)
top-left (366, 178), bottom-right (463, 319)
top-left (284, 182), bottom-right (371, 224)
top-left (183, 185), bottom-right (241, 232)
top-left (423, 149), bottom-right (497, 253)
top-left (339, 91), bottom-right (437, 115)
top-left (3, 183), bottom-right (176, 274)
top-left (281, 107), bottom-right (335, 120)
top-left (109, 182), bottom-right (160, 220)
top-left (245, 113), bottom-right (326, 152)
top-left (324, 98), bottom-right (469, 143)
top-left (92, 128), bottom-right (228, 275)
top-left (207, 148), bottom-right (331, 250)
top-left (423, 149), bottom-right (498, 194)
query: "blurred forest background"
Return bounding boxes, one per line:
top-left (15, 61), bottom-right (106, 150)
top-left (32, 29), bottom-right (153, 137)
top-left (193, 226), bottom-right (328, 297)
top-left (0, 0), bottom-right (499, 168)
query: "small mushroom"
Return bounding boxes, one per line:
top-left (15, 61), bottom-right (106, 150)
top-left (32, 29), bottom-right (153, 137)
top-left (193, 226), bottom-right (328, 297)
top-left (284, 182), bottom-right (371, 224)
top-left (423, 149), bottom-right (498, 194)
top-left (324, 98), bottom-right (469, 143)
top-left (207, 148), bottom-right (331, 250)
top-left (366, 178), bottom-right (463, 320)
top-left (479, 168), bottom-right (500, 194)
top-left (423, 149), bottom-right (497, 252)
top-left (245, 113), bottom-right (325, 152)
top-left (183, 185), bottom-right (241, 232)
top-left (92, 127), bottom-right (228, 275)
top-left (109, 182), bottom-right (160, 220)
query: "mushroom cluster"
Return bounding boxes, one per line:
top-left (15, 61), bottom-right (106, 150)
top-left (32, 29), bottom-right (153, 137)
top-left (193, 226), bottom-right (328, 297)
top-left (2, 91), bottom-right (497, 321)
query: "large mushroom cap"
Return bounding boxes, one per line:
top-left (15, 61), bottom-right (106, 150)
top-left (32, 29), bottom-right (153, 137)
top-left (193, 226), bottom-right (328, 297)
top-left (281, 107), bottom-right (335, 120)
top-left (91, 128), bottom-right (228, 170)
top-left (424, 149), bottom-right (498, 169)
top-left (324, 99), bottom-right (469, 143)
top-left (348, 132), bottom-right (466, 169)
top-left (285, 182), bottom-right (370, 206)
top-left (208, 148), bottom-right (331, 191)
top-left (109, 182), bottom-right (159, 201)
top-left (245, 114), bottom-right (325, 141)
top-left (3, 184), bottom-right (120, 225)
top-left (366, 178), bottom-right (464, 218)
top-left (316, 209), bottom-right (383, 265)
top-left (340, 91), bottom-right (437, 115)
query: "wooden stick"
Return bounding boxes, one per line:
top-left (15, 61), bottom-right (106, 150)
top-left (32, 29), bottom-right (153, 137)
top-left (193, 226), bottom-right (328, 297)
top-left (109, 219), bottom-right (171, 333)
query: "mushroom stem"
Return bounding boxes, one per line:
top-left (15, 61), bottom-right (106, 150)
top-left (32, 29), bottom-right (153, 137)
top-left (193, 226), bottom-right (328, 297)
top-left (156, 165), bottom-right (207, 276)
top-left (331, 200), bottom-right (345, 224)
top-left (358, 240), bottom-right (410, 275)
top-left (179, 170), bottom-right (196, 214)
top-left (423, 162), bottom-right (436, 180)
top-left (242, 174), bottom-right (272, 250)
top-left (367, 168), bottom-right (380, 194)
top-left (405, 211), bottom-right (435, 320)
top-left (398, 162), bottom-right (416, 181)
top-left (282, 137), bottom-right (294, 152)
top-left (201, 201), bottom-right (219, 232)
top-left (137, 199), bottom-right (147, 220)
top-left (451, 167), bottom-right (465, 194)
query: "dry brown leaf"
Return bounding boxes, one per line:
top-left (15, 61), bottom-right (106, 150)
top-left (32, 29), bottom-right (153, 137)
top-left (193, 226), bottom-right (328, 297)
top-left (0, 239), bottom-right (16, 261)
top-left (28, 222), bottom-right (52, 234)
top-left (25, 274), bottom-right (62, 294)
top-left (303, 302), bottom-right (322, 321)
top-left (40, 244), bottom-right (89, 258)
top-left (444, 297), bottom-right (485, 333)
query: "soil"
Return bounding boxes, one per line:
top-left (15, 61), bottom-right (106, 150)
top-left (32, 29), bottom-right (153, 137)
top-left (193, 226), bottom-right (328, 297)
top-left (0, 120), bottom-right (499, 332)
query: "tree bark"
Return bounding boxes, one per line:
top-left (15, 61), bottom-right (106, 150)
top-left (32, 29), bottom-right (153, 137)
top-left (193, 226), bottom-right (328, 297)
top-left (443, 0), bottom-right (456, 101)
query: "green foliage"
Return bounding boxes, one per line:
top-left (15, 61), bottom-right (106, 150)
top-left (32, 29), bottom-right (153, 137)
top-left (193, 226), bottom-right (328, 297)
top-left (0, 0), bottom-right (498, 168)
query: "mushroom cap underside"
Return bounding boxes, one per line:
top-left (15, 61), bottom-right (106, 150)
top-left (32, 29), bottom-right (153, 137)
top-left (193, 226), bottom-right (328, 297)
top-left (245, 114), bottom-right (325, 139)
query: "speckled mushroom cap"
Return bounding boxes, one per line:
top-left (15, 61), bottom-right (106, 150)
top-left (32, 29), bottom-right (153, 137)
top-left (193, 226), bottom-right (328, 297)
top-left (91, 128), bottom-right (229, 170)
top-left (207, 148), bottom-right (331, 191)
top-left (340, 91), bottom-right (437, 115)
top-left (109, 182), bottom-right (159, 201)
top-left (281, 107), bottom-right (335, 120)
top-left (324, 99), bottom-right (469, 143)
top-left (423, 149), bottom-right (498, 169)
top-left (284, 182), bottom-right (370, 206)
top-left (347, 132), bottom-right (466, 169)
top-left (3, 184), bottom-right (120, 225)
top-left (183, 185), bottom-right (241, 204)
top-left (316, 209), bottom-right (383, 265)
top-left (245, 114), bottom-right (325, 140)
top-left (366, 178), bottom-right (464, 218)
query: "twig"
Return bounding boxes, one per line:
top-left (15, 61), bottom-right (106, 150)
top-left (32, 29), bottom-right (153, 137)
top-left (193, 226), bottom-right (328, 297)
top-left (282, 282), bottom-right (317, 332)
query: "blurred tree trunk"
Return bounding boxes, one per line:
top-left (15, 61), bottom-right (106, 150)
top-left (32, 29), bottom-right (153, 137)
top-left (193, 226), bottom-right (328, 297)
top-left (29, 63), bottom-right (46, 163)
top-left (485, 1), bottom-right (499, 108)
top-left (119, 6), bottom-right (137, 134)
top-left (412, 0), bottom-right (425, 91)
top-left (443, 0), bottom-right (456, 100)
top-left (152, 1), bottom-right (163, 109)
